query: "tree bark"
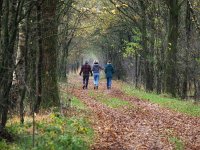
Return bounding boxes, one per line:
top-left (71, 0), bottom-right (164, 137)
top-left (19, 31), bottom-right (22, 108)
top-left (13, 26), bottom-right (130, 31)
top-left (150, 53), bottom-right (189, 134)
top-left (34, 1), bottom-right (43, 113)
top-left (0, 0), bottom-right (19, 127)
top-left (0, 0), bottom-right (11, 128)
top-left (139, 0), bottom-right (154, 91)
top-left (182, 0), bottom-right (191, 99)
top-left (165, 0), bottom-right (179, 96)
top-left (41, 0), bottom-right (59, 107)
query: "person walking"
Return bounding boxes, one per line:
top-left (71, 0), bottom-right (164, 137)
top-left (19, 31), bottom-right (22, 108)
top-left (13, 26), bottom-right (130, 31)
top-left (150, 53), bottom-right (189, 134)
top-left (79, 61), bottom-right (93, 89)
top-left (105, 60), bottom-right (114, 89)
top-left (92, 60), bottom-right (103, 90)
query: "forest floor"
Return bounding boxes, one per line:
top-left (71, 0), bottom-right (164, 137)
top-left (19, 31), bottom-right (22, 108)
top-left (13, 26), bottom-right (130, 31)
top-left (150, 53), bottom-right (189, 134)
top-left (64, 75), bottom-right (200, 150)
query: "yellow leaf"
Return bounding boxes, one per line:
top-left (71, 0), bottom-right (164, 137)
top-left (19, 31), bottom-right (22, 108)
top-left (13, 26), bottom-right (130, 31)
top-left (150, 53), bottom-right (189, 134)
top-left (111, 9), bottom-right (116, 15)
top-left (122, 4), bottom-right (128, 7)
top-left (115, 4), bottom-right (120, 8)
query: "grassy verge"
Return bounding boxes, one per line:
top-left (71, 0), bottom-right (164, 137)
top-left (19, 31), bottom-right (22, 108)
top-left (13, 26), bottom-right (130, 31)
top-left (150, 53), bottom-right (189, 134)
top-left (122, 84), bottom-right (200, 117)
top-left (169, 136), bottom-right (184, 150)
top-left (89, 91), bottom-right (132, 109)
top-left (60, 91), bottom-right (87, 110)
top-left (1, 96), bottom-right (94, 150)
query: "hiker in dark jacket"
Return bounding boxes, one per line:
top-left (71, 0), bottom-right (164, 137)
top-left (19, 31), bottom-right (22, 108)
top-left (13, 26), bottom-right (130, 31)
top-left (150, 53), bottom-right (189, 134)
top-left (79, 61), bottom-right (93, 89)
top-left (92, 60), bottom-right (103, 90)
top-left (105, 60), bottom-right (114, 89)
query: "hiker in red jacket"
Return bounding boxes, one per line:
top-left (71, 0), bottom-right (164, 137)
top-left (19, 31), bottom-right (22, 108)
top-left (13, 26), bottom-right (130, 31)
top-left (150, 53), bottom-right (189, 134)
top-left (79, 61), bottom-right (93, 89)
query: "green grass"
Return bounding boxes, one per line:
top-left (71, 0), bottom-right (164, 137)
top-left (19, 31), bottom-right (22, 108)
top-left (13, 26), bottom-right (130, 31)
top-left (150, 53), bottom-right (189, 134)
top-left (169, 137), bottom-right (184, 150)
top-left (123, 84), bottom-right (200, 117)
top-left (101, 97), bottom-right (131, 108)
top-left (71, 97), bottom-right (87, 110)
top-left (1, 96), bottom-right (94, 150)
top-left (89, 91), bottom-right (132, 109)
top-left (60, 92), bottom-right (87, 110)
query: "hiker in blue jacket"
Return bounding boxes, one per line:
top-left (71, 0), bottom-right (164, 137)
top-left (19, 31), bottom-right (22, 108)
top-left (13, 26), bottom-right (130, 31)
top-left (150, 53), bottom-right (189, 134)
top-left (105, 60), bottom-right (114, 89)
top-left (92, 60), bottom-right (103, 90)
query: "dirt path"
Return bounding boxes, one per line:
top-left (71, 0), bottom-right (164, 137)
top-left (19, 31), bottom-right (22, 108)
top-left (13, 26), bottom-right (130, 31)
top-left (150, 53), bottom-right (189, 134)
top-left (67, 76), bottom-right (200, 150)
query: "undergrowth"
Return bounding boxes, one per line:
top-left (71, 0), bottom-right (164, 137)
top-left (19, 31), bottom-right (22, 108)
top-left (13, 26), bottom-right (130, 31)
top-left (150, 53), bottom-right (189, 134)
top-left (0, 96), bottom-right (94, 150)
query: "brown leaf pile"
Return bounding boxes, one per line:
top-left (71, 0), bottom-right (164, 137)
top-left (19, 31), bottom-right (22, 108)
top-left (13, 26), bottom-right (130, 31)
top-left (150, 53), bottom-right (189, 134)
top-left (65, 76), bottom-right (200, 150)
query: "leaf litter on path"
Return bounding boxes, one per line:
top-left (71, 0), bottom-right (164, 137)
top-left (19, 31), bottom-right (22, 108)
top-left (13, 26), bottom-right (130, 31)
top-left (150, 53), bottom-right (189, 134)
top-left (63, 76), bottom-right (200, 150)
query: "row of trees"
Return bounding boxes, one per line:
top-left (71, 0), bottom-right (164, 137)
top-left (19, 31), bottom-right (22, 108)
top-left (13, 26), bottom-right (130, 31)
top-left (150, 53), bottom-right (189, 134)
top-left (65, 0), bottom-right (200, 100)
top-left (0, 0), bottom-right (62, 131)
top-left (81, 0), bottom-right (200, 99)
top-left (0, 0), bottom-right (95, 133)
top-left (114, 0), bottom-right (200, 99)
top-left (0, 0), bottom-right (199, 138)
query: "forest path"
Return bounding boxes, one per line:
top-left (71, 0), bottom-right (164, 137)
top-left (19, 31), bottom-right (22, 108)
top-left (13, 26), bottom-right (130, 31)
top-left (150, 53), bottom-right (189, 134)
top-left (66, 75), bottom-right (200, 150)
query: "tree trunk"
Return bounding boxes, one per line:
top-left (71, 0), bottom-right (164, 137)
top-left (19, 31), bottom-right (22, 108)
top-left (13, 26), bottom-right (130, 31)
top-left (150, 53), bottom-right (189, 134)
top-left (196, 82), bottom-right (200, 100)
top-left (34, 1), bottom-right (43, 113)
top-left (165, 0), bottom-right (179, 96)
top-left (182, 0), bottom-right (191, 99)
top-left (0, 0), bottom-right (20, 127)
top-left (41, 0), bottom-right (59, 107)
top-left (0, 0), bottom-right (3, 46)
top-left (139, 1), bottom-right (153, 91)
top-left (0, 0), bottom-right (12, 128)
top-left (16, 22), bottom-right (26, 124)
top-left (135, 54), bottom-right (139, 88)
